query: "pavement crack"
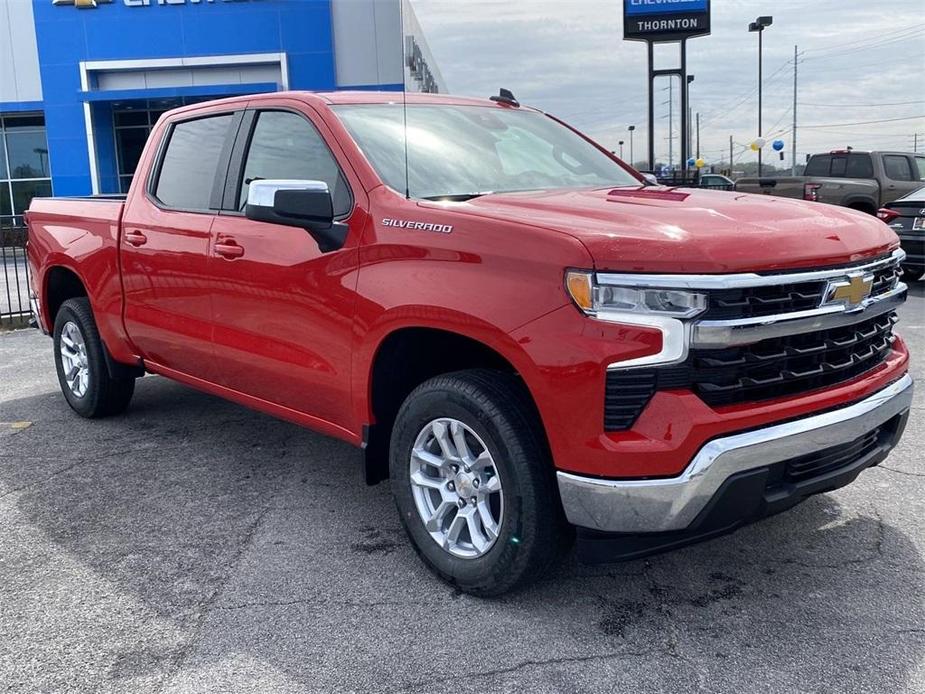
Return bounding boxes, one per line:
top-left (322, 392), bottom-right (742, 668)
top-left (155, 503), bottom-right (273, 693)
top-left (401, 649), bottom-right (665, 691)
top-left (876, 465), bottom-right (925, 478)
top-left (213, 598), bottom-right (423, 610)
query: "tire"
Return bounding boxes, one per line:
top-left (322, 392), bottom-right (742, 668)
top-left (902, 265), bottom-right (924, 282)
top-left (53, 297), bottom-right (136, 418)
top-left (390, 369), bottom-right (571, 596)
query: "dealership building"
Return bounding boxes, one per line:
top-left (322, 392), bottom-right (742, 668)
top-left (0, 0), bottom-right (444, 224)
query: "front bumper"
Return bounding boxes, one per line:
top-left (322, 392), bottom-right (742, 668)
top-left (558, 374), bottom-right (913, 537)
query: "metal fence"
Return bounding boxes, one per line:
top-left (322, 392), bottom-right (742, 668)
top-left (1, 223), bottom-right (32, 328)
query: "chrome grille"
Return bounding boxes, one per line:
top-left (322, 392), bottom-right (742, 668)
top-left (603, 251), bottom-right (906, 431)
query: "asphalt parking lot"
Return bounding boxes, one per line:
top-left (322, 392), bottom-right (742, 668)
top-left (1, 285), bottom-right (923, 694)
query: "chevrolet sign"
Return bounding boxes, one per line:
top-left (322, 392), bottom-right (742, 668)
top-left (623, 0), bottom-right (711, 42)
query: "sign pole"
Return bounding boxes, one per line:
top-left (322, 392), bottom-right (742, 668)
top-left (647, 41), bottom-right (655, 171)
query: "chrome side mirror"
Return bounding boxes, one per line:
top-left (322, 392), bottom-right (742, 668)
top-left (244, 179), bottom-right (347, 253)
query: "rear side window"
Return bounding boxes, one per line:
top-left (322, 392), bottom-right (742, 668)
top-left (804, 155), bottom-right (830, 176)
top-left (846, 153), bottom-right (873, 178)
top-left (883, 155), bottom-right (914, 182)
top-left (154, 114), bottom-right (234, 210)
top-left (237, 111), bottom-right (351, 216)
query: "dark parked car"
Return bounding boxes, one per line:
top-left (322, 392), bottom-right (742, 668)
top-left (699, 174), bottom-right (735, 191)
top-left (878, 186), bottom-right (925, 281)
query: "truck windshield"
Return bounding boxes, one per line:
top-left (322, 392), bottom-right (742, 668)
top-left (333, 104), bottom-right (640, 199)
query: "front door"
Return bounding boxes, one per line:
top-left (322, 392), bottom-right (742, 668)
top-left (206, 105), bottom-right (364, 431)
top-left (120, 111), bottom-right (240, 380)
top-left (881, 154), bottom-right (924, 205)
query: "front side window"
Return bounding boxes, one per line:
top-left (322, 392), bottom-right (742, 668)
top-left (153, 114), bottom-right (234, 211)
top-left (914, 156), bottom-right (925, 181)
top-left (238, 111), bottom-right (351, 216)
top-left (883, 155), bottom-right (914, 182)
top-left (334, 104), bottom-right (639, 199)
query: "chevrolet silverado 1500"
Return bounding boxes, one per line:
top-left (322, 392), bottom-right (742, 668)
top-left (27, 92), bottom-right (913, 595)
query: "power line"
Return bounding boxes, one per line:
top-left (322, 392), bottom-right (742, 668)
top-left (802, 24), bottom-right (925, 56)
top-left (800, 114), bottom-right (925, 128)
top-left (798, 100), bottom-right (925, 108)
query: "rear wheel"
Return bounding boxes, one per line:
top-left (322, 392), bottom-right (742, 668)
top-left (902, 265), bottom-right (924, 282)
top-left (390, 369), bottom-right (570, 596)
top-left (53, 297), bottom-right (136, 418)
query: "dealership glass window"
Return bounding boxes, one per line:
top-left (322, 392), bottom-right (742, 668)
top-left (154, 114), bottom-right (234, 211)
top-left (113, 97), bottom-right (216, 193)
top-left (0, 113), bottom-right (52, 228)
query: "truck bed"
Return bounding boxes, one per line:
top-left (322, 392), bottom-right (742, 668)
top-left (26, 195), bottom-right (127, 359)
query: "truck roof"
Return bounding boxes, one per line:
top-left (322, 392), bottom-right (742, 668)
top-left (163, 90), bottom-right (540, 119)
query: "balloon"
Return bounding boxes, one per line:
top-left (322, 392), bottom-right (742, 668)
top-left (695, 158), bottom-right (705, 169)
top-left (772, 139), bottom-right (785, 151)
top-left (687, 157), bottom-right (696, 167)
top-left (750, 141), bottom-right (761, 152)
top-left (755, 137), bottom-right (767, 148)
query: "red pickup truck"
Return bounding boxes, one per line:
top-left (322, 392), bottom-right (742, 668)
top-left (26, 91), bottom-right (913, 595)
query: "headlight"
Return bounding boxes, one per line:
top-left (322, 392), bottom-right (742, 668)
top-left (566, 270), bottom-right (706, 318)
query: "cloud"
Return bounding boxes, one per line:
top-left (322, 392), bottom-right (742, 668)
top-left (410, 0), bottom-right (925, 168)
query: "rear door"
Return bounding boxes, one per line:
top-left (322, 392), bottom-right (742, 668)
top-left (121, 109), bottom-right (242, 379)
top-left (204, 100), bottom-right (365, 432)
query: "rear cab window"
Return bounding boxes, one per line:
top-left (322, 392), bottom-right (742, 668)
top-left (804, 155), bottom-right (831, 177)
top-left (151, 113), bottom-right (237, 211)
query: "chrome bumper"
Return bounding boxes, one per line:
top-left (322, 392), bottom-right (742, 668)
top-left (557, 374), bottom-right (914, 533)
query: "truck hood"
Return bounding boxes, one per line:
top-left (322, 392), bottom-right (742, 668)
top-left (461, 186), bottom-right (898, 273)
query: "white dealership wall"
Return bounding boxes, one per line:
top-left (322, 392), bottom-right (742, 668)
top-left (331, 0), bottom-right (446, 92)
top-left (0, 0), bottom-right (43, 103)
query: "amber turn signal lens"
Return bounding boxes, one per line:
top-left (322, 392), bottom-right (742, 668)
top-left (566, 271), bottom-right (593, 312)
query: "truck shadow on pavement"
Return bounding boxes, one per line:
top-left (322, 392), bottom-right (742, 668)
top-left (1, 374), bottom-right (923, 693)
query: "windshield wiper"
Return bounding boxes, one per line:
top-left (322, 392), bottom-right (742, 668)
top-left (422, 192), bottom-right (494, 202)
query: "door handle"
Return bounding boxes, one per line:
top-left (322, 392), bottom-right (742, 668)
top-left (214, 240), bottom-right (245, 259)
top-left (124, 230), bottom-right (147, 246)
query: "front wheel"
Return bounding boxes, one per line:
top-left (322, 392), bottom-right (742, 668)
top-left (390, 369), bottom-right (570, 596)
top-left (53, 297), bottom-right (136, 418)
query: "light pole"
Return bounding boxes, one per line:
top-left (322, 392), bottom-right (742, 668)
top-left (748, 15), bottom-right (773, 176)
top-left (618, 140), bottom-right (625, 159)
top-left (628, 125), bottom-right (636, 167)
top-left (686, 75), bottom-right (694, 161)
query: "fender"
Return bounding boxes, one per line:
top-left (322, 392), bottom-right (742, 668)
top-left (352, 305), bottom-right (548, 432)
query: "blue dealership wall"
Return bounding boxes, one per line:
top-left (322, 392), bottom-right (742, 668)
top-left (30, 0), bottom-right (337, 196)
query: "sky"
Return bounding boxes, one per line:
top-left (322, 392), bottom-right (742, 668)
top-left (409, 0), bottom-right (925, 171)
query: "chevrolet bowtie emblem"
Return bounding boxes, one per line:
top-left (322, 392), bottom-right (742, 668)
top-left (825, 273), bottom-right (874, 311)
top-left (53, 0), bottom-right (111, 8)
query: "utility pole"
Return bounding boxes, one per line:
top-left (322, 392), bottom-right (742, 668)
top-left (915, 133), bottom-right (919, 153)
top-left (792, 45), bottom-right (798, 175)
top-left (729, 135), bottom-right (733, 174)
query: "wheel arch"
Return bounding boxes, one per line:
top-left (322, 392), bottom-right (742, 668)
top-left (844, 197), bottom-right (878, 215)
top-left (44, 264), bottom-right (88, 328)
top-left (358, 319), bottom-right (546, 485)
